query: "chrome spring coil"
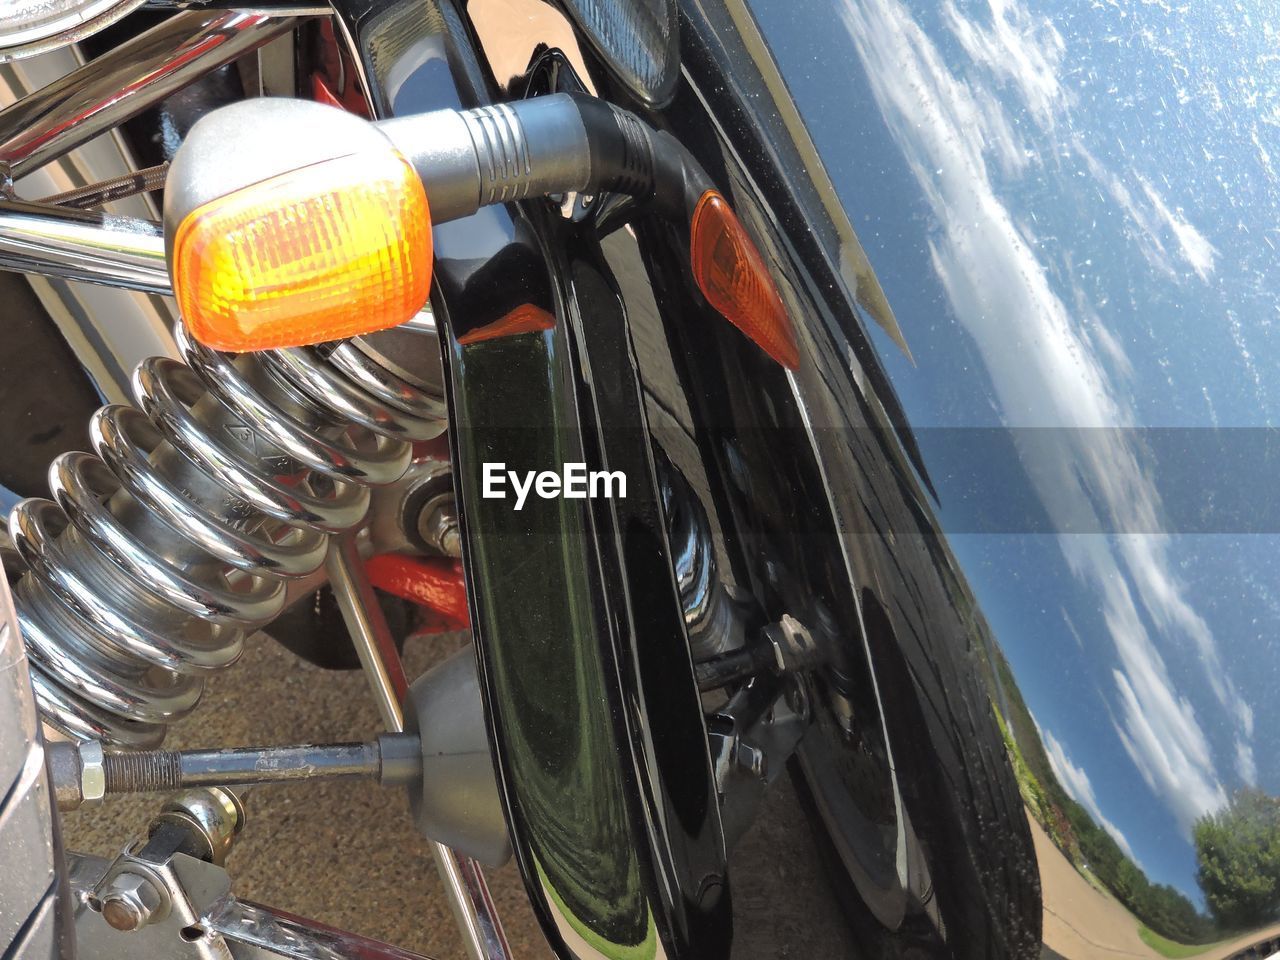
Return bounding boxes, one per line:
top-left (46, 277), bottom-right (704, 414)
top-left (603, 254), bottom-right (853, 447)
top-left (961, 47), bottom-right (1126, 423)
top-left (7, 324), bottom-right (447, 748)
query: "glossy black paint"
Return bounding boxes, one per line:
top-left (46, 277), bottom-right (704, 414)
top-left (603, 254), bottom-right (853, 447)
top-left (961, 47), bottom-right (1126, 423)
top-left (335, 0), bottom-right (1043, 955)
top-left (585, 1), bottom-right (1042, 955)
top-left (330, 2), bottom-right (733, 957)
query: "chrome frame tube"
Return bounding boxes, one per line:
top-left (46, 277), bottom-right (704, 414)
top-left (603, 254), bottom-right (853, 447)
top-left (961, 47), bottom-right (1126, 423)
top-left (325, 534), bottom-right (513, 960)
top-left (0, 10), bottom-right (301, 181)
top-left (0, 200), bottom-right (169, 292)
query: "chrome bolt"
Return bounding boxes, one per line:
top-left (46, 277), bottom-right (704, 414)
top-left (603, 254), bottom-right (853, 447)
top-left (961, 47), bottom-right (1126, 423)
top-left (417, 495), bottom-right (461, 557)
top-left (99, 872), bottom-right (162, 932)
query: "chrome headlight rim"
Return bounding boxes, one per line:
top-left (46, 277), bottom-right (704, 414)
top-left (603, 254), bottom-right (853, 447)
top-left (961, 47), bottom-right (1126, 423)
top-left (0, 0), bottom-right (147, 64)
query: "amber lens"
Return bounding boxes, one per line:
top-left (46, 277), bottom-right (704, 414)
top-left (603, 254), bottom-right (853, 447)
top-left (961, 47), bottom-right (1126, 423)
top-left (690, 190), bottom-right (799, 369)
top-left (173, 150), bottom-right (431, 352)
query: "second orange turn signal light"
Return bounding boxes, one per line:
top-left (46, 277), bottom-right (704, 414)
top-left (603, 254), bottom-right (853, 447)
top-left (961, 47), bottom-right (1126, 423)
top-left (690, 190), bottom-right (799, 370)
top-left (171, 149), bottom-right (432, 353)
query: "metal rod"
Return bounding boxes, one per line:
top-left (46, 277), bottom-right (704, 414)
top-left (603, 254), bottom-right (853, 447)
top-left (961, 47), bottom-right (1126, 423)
top-left (325, 533), bottom-right (410, 730)
top-left (0, 200), bottom-right (170, 292)
top-left (325, 533), bottom-right (513, 960)
top-left (50, 735), bottom-right (422, 809)
top-left (0, 11), bottom-right (302, 181)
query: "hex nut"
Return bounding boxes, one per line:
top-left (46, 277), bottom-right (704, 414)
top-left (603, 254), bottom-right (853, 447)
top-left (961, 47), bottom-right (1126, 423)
top-left (100, 872), bottom-right (162, 932)
top-left (78, 740), bottom-right (106, 806)
top-left (45, 741), bottom-right (84, 811)
top-left (416, 494), bottom-right (460, 557)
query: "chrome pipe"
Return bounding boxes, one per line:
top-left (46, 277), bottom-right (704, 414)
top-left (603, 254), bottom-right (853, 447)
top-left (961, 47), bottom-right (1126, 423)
top-left (0, 42), bottom-right (178, 402)
top-left (325, 532), bottom-right (412, 732)
top-left (0, 10), bottom-right (302, 181)
top-left (0, 200), bottom-right (169, 293)
top-left (325, 533), bottom-right (512, 960)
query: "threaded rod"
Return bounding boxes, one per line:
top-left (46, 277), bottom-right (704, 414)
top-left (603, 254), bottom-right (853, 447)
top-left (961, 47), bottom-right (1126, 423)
top-left (54, 735), bottom-right (422, 809)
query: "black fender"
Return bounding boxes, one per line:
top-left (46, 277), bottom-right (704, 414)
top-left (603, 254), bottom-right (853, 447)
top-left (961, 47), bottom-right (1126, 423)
top-left (334, 0), bottom-right (1039, 957)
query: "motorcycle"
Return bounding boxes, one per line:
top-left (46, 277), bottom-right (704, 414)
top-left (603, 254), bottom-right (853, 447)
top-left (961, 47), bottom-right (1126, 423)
top-left (0, 2), bottom-right (1276, 960)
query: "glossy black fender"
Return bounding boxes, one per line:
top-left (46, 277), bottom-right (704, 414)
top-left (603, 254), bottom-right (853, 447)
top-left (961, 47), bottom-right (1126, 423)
top-left (335, 0), bottom-right (1040, 956)
top-left (331, 2), bottom-right (732, 958)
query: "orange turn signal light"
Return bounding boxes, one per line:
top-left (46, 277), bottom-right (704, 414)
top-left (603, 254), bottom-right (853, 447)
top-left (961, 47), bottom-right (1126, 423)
top-left (690, 190), bottom-right (799, 369)
top-left (172, 150), bottom-right (432, 352)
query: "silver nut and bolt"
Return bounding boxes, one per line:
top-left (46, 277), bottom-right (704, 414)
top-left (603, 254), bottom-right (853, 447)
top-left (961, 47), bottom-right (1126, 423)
top-left (417, 495), bottom-right (461, 557)
top-left (99, 872), bottom-right (163, 932)
top-left (79, 740), bottom-right (106, 806)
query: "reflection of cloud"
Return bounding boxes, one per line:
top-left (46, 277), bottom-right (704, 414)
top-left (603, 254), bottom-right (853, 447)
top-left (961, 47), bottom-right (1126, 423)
top-left (1236, 739), bottom-right (1259, 785)
top-left (1074, 144), bottom-right (1217, 283)
top-left (1135, 176), bottom-right (1217, 281)
top-left (1044, 728), bottom-right (1140, 864)
top-left (943, 0), bottom-right (1068, 131)
top-left (840, 0), bottom-right (1247, 834)
top-left (943, 0), bottom-right (1217, 284)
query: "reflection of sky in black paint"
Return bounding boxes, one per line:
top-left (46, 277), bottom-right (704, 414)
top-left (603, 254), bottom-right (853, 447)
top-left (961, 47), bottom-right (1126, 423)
top-left (749, 0), bottom-right (1280, 901)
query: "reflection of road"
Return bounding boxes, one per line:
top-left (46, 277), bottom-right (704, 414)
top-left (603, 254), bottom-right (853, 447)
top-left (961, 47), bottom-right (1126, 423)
top-left (1031, 814), bottom-right (1280, 960)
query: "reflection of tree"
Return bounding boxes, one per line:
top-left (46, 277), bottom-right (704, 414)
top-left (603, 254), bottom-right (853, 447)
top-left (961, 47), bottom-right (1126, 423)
top-left (979, 636), bottom-right (1214, 943)
top-left (1194, 790), bottom-right (1280, 930)
top-left (993, 701), bottom-right (1213, 944)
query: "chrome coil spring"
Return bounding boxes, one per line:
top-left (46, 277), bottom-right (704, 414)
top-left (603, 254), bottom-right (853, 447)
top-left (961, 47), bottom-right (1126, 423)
top-left (7, 324), bottom-right (447, 748)
top-left (659, 464), bottom-right (745, 661)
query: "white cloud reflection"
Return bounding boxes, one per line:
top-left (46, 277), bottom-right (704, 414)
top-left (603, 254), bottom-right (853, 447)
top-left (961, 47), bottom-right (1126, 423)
top-left (1044, 728), bottom-right (1140, 863)
top-left (839, 0), bottom-right (1247, 832)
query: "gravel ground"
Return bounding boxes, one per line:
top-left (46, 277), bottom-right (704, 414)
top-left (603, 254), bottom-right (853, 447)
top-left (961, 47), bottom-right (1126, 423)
top-left (58, 628), bottom-right (854, 959)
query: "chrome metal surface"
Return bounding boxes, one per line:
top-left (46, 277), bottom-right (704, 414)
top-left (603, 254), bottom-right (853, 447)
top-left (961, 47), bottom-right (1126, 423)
top-left (352, 313), bottom-right (443, 395)
top-left (661, 464), bottom-right (745, 659)
top-left (98, 872), bottom-right (162, 931)
top-left (8, 322), bottom-right (447, 747)
top-left (72, 823), bottom-right (238, 960)
top-left (367, 456), bottom-right (453, 556)
top-left (202, 897), bottom-right (443, 960)
top-left (325, 533), bottom-right (511, 960)
top-left (0, 0), bottom-right (145, 64)
top-left (0, 43), bottom-right (177, 405)
top-left (153, 788), bottom-right (244, 867)
top-left (73, 841), bottom-right (447, 960)
top-left (50, 735), bottom-right (422, 807)
top-left (40, 162), bottom-right (170, 210)
top-left (0, 200), bottom-right (169, 293)
top-left (417, 496), bottom-right (460, 558)
top-left (325, 533), bottom-right (410, 732)
top-left (0, 11), bottom-right (301, 181)
top-left (78, 738), bottom-right (105, 804)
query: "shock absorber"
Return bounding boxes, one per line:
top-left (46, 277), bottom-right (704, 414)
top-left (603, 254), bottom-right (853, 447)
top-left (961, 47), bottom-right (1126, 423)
top-left (7, 325), bottom-right (446, 748)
